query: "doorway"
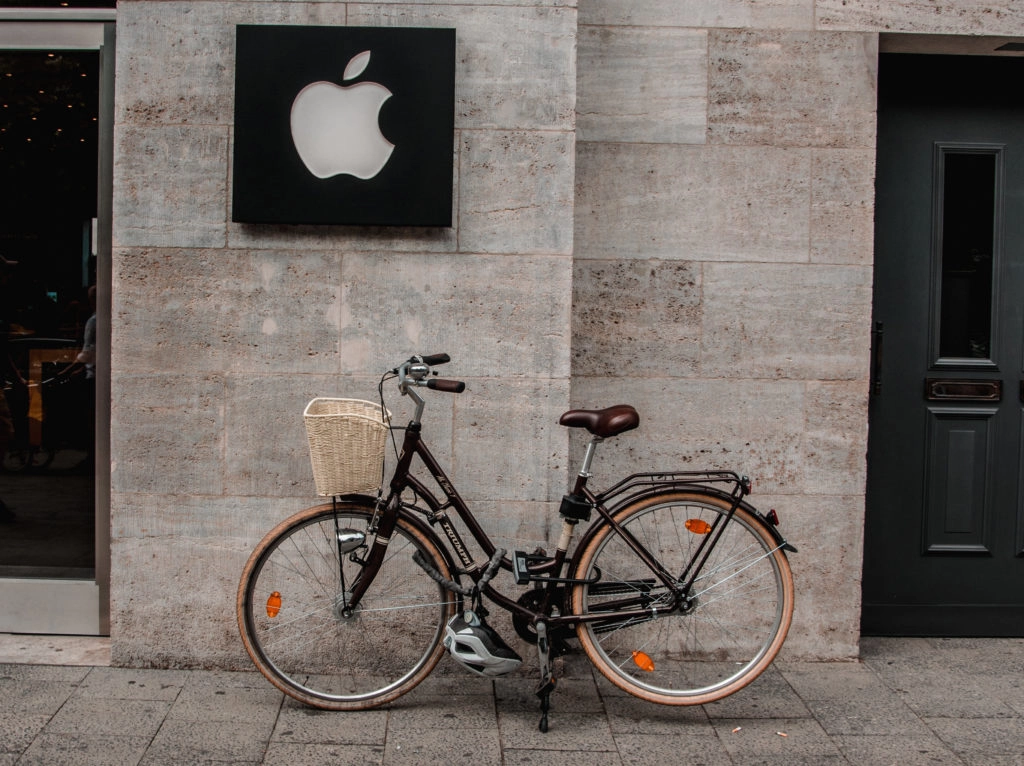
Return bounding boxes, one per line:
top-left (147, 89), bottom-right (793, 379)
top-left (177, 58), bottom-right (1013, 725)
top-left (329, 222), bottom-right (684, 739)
top-left (863, 52), bottom-right (1024, 636)
top-left (0, 14), bottom-right (113, 634)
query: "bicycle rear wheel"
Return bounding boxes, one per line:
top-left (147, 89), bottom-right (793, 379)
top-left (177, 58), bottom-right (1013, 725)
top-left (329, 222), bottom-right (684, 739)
top-left (571, 491), bottom-right (793, 705)
top-left (237, 502), bottom-right (457, 710)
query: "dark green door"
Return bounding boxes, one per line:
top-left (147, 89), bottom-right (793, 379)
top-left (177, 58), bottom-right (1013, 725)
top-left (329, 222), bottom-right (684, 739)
top-left (863, 53), bottom-right (1024, 636)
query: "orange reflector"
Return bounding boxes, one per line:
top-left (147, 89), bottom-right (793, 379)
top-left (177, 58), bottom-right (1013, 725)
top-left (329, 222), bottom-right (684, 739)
top-left (685, 518), bottom-right (712, 535)
top-left (632, 651), bottom-right (655, 672)
top-left (266, 591), bottom-right (282, 618)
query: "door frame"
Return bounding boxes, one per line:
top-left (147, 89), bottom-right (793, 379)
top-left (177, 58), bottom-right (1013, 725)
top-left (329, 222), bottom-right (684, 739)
top-left (863, 34), bottom-right (1024, 636)
top-left (0, 9), bottom-right (114, 635)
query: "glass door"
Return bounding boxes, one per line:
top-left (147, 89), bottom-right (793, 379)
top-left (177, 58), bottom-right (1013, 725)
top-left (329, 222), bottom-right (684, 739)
top-left (0, 12), bottom-right (113, 634)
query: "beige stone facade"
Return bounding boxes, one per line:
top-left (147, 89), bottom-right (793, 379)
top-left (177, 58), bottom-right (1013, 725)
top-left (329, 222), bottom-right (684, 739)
top-left (98, 0), bottom-right (1024, 666)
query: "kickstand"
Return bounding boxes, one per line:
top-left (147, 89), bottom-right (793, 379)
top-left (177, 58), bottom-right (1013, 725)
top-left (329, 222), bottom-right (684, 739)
top-left (535, 621), bottom-right (556, 733)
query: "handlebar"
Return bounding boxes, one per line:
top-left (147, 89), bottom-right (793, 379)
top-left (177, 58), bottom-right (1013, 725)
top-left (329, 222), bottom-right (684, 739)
top-left (395, 354), bottom-right (465, 394)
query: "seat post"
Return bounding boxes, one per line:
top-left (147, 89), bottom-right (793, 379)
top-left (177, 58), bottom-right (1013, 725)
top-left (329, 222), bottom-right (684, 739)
top-left (576, 436), bottom-right (603, 482)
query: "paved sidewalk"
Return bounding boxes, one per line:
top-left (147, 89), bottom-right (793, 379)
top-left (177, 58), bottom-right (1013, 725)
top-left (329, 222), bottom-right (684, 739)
top-left (1, 637), bottom-right (1022, 765)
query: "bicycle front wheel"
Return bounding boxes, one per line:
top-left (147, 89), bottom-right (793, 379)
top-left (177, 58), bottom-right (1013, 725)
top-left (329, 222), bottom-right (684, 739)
top-left (237, 502), bottom-right (457, 710)
top-left (571, 491), bottom-right (793, 705)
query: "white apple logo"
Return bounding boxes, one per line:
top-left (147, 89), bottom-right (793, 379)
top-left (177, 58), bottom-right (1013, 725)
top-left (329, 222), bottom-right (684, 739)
top-left (290, 50), bottom-right (395, 180)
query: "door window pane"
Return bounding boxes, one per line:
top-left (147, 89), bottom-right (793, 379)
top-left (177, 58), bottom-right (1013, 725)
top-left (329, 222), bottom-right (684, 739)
top-left (938, 151), bottom-right (997, 360)
top-left (1, 49), bottom-right (98, 578)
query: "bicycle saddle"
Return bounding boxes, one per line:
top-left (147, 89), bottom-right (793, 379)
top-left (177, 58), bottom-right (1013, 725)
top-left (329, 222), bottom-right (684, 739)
top-left (558, 404), bottom-right (639, 437)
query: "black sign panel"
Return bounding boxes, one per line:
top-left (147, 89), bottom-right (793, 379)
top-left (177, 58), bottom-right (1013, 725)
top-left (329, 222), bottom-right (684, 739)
top-left (233, 25), bottom-right (456, 226)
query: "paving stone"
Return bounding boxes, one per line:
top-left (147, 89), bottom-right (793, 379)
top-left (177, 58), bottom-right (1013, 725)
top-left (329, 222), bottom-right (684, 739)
top-left (713, 717), bottom-right (844, 759)
top-left (0, 713), bottom-right (51, 755)
top-left (142, 718), bottom-right (270, 763)
top-left (498, 710), bottom-right (617, 751)
top-left (834, 733), bottom-right (963, 765)
top-left (386, 694), bottom-right (498, 731)
top-left (806, 695), bottom-right (930, 736)
top-left (925, 716), bottom-right (1024, 757)
top-left (16, 733), bottom-right (151, 766)
top-left (600, 694), bottom-right (710, 734)
top-left (703, 667), bottom-right (810, 720)
top-left (46, 697), bottom-right (170, 738)
top-left (167, 682), bottom-right (282, 725)
top-left (262, 742), bottom-right (385, 766)
top-left (614, 733), bottom-right (732, 765)
top-left (504, 751), bottom-right (623, 766)
top-left (73, 667), bottom-right (187, 701)
top-left (381, 729), bottom-right (502, 766)
top-left (272, 703), bottom-right (387, 745)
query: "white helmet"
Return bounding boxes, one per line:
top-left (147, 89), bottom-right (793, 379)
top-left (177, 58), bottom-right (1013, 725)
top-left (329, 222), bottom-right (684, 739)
top-left (444, 611), bottom-right (523, 677)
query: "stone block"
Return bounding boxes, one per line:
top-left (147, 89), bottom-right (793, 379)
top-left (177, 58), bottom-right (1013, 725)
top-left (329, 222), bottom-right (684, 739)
top-left (761, 492), bottom-right (865, 660)
top-left (458, 130), bottom-right (575, 254)
top-left (817, 0), bottom-right (1024, 35)
top-left (708, 30), bottom-right (877, 148)
top-left (114, 126), bottom-right (229, 249)
top-left (574, 143), bottom-right (810, 262)
top-left (337, 252), bottom-right (572, 378)
top-left (110, 536), bottom-right (254, 669)
top-left (112, 248), bottom-right (341, 375)
top-left (577, 26), bottom-right (707, 144)
top-left (570, 377), bottom-right (806, 494)
top-left (572, 259), bottom-right (701, 377)
top-left (114, 1), bottom-right (344, 127)
top-left (701, 262), bottom-right (873, 381)
top-left (452, 378), bottom-right (570, 503)
top-left (110, 373), bottom-right (226, 496)
top-left (579, 0), bottom-right (814, 30)
top-left (811, 149), bottom-right (877, 265)
top-left (801, 381), bottom-right (869, 497)
top-left (349, 4), bottom-right (576, 130)
top-left (224, 373), bottom-right (366, 499)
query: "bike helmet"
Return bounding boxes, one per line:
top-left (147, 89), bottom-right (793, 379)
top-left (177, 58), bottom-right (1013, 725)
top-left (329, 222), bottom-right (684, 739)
top-left (444, 611), bottom-right (523, 677)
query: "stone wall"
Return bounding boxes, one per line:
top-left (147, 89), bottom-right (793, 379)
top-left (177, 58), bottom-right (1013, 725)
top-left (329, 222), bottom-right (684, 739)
top-left (109, 0), bottom-right (577, 667)
top-left (573, 1), bottom-right (878, 658)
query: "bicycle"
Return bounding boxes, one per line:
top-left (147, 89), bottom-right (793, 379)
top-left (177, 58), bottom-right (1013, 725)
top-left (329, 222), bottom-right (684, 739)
top-left (237, 354), bottom-right (796, 731)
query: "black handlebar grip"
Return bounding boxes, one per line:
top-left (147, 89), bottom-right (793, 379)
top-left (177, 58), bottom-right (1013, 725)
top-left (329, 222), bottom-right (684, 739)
top-left (419, 353), bottom-right (451, 366)
top-left (427, 378), bottom-right (466, 393)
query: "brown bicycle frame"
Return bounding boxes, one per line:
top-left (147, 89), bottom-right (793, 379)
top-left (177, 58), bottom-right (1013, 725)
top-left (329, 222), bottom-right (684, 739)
top-left (344, 419), bottom-right (709, 631)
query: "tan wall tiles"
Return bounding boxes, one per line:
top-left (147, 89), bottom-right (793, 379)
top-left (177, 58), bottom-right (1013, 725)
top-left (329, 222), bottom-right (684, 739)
top-left (575, 142), bottom-right (811, 262)
top-left (348, 3), bottom-right (577, 131)
top-left (114, 1), bottom-right (349, 127)
top-left (761, 493), bottom-right (865, 660)
top-left (451, 377), bottom-right (571, 504)
top-left (579, 0), bottom-right (814, 30)
top-left (114, 126), bottom-right (229, 249)
top-left (458, 131), bottom-right (576, 255)
top-left (572, 259), bottom-right (702, 378)
top-left (576, 25), bottom-right (708, 145)
top-left (112, 248), bottom-right (342, 375)
top-left (708, 29), bottom-right (878, 148)
top-left (817, 0), bottom-right (1024, 35)
top-left (569, 377), bottom-right (807, 495)
top-left (335, 252), bottom-right (572, 379)
top-left (110, 535), bottom-right (255, 669)
top-left (810, 149), bottom-right (877, 266)
top-left (700, 262), bottom-right (873, 381)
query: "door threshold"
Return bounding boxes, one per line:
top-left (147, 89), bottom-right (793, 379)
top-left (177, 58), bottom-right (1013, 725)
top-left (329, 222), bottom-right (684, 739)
top-left (0, 632), bottom-right (110, 666)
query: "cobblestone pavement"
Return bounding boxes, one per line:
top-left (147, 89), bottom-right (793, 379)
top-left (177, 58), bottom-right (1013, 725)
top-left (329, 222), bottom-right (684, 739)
top-left (1, 637), bottom-right (1022, 765)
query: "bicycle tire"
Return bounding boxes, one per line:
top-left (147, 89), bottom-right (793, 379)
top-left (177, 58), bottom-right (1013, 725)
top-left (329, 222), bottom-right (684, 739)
top-left (237, 502), bottom-right (458, 710)
top-left (570, 490), bottom-right (793, 705)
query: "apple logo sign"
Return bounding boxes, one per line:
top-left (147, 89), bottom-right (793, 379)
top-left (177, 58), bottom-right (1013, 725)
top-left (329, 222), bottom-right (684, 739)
top-left (290, 51), bottom-right (395, 180)
top-left (232, 25), bottom-right (455, 226)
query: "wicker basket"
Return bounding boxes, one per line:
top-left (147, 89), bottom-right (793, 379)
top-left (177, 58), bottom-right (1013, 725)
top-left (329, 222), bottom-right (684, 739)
top-left (303, 398), bottom-right (391, 496)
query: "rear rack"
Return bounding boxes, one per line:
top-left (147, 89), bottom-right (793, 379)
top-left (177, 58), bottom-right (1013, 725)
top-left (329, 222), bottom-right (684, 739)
top-left (594, 470), bottom-right (750, 507)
